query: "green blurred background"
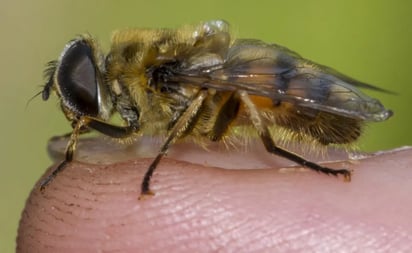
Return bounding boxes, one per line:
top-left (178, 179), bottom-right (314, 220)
top-left (1, 0), bottom-right (411, 251)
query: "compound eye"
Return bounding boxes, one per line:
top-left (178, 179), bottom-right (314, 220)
top-left (57, 39), bottom-right (100, 116)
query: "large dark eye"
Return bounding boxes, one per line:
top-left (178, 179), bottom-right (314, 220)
top-left (57, 40), bottom-right (100, 116)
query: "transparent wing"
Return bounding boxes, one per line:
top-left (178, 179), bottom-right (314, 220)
top-left (174, 39), bottom-right (392, 122)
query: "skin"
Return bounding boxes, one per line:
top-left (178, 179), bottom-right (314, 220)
top-left (17, 138), bottom-right (412, 252)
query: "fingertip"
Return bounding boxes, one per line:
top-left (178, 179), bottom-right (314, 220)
top-left (17, 146), bottom-right (412, 252)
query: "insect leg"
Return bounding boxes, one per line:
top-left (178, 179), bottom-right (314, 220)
top-left (140, 90), bottom-right (208, 197)
top-left (49, 123), bottom-right (92, 141)
top-left (39, 117), bottom-right (138, 191)
top-left (209, 92), bottom-right (241, 141)
top-left (238, 90), bottom-right (351, 181)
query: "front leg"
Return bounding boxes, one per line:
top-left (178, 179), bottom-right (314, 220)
top-left (39, 117), bottom-right (138, 191)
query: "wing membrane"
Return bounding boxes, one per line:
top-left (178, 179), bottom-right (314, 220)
top-left (174, 39), bottom-right (392, 122)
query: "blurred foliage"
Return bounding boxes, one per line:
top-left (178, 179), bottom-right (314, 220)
top-left (1, 1), bottom-right (411, 251)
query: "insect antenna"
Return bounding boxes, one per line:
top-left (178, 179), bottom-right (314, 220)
top-left (25, 89), bottom-right (44, 110)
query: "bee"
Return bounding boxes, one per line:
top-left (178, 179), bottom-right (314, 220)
top-left (40, 20), bottom-right (392, 197)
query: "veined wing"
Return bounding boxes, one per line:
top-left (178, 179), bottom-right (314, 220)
top-left (173, 39), bottom-right (392, 122)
